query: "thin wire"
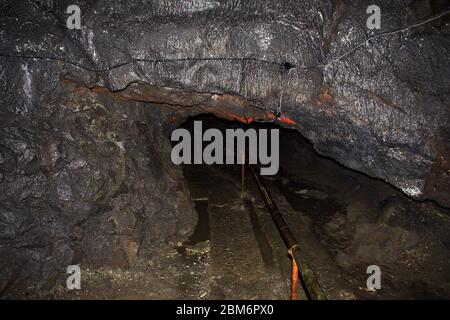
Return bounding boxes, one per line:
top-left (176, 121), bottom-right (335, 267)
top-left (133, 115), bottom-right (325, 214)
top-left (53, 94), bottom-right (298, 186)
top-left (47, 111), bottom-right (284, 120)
top-left (323, 10), bottom-right (450, 67)
top-left (3, 11), bottom-right (447, 73)
top-left (274, 10), bottom-right (450, 116)
top-left (2, 9), bottom-right (448, 122)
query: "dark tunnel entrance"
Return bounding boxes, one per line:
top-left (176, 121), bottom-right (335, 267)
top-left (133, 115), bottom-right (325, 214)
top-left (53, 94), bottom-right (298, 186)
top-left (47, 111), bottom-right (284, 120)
top-left (173, 114), bottom-right (450, 299)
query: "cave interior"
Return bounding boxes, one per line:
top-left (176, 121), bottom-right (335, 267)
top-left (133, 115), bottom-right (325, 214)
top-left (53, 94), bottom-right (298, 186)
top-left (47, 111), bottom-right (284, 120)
top-left (1, 0), bottom-right (450, 300)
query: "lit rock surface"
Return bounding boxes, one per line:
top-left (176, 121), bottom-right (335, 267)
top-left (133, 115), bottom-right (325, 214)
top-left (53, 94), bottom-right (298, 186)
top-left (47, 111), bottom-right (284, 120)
top-left (0, 0), bottom-right (449, 294)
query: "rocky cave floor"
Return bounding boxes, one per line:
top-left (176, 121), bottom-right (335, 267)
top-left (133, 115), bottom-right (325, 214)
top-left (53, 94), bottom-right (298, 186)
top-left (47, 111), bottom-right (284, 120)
top-left (1, 0), bottom-right (450, 301)
top-left (26, 116), bottom-right (450, 300)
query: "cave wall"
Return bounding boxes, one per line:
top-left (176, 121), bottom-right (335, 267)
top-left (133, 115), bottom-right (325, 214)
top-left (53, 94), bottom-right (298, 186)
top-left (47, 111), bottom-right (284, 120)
top-left (0, 0), bottom-right (449, 293)
top-left (2, 0), bottom-right (448, 204)
top-left (0, 79), bottom-right (196, 294)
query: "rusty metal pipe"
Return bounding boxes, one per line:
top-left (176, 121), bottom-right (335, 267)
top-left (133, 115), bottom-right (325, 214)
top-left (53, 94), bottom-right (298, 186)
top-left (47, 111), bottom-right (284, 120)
top-left (248, 165), bottom-right (326, 300)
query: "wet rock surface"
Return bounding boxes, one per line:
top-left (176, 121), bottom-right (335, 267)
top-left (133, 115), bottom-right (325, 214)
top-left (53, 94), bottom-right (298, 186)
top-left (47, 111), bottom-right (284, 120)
top-left (0, 0), bottom-right (449, 297)
top-left (275, 127), bottom-right (450, 298)
top-left (2, 0), bottom-right (449, 203)
top-left (0, 81), bottom-right (196, 295)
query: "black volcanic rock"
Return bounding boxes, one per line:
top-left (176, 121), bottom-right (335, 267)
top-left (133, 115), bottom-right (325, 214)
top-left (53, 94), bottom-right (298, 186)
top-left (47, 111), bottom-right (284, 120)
top-left (0, 0), bottom-right (449, 294)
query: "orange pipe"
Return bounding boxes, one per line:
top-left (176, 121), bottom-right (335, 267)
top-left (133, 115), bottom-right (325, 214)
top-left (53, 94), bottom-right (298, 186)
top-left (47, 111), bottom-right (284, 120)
top-left (288, 248), bottom-right (299, 300)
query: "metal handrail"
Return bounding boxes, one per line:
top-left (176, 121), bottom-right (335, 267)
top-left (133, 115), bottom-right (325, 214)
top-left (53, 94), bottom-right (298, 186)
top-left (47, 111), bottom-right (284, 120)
top-left (248, 165), bottom-right (326, 300)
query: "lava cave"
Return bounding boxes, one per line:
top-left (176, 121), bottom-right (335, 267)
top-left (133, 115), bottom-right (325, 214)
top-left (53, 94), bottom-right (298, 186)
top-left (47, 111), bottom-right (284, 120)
top-left (0, 0), bottom-right (450, 301)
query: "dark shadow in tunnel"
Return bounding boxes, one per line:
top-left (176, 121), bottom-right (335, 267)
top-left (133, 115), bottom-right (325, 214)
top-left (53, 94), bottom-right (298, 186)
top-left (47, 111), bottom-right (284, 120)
top-left (170, 113), bottom-right (450, 299)
top-left (174, 113), bottom-right (450, 210)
